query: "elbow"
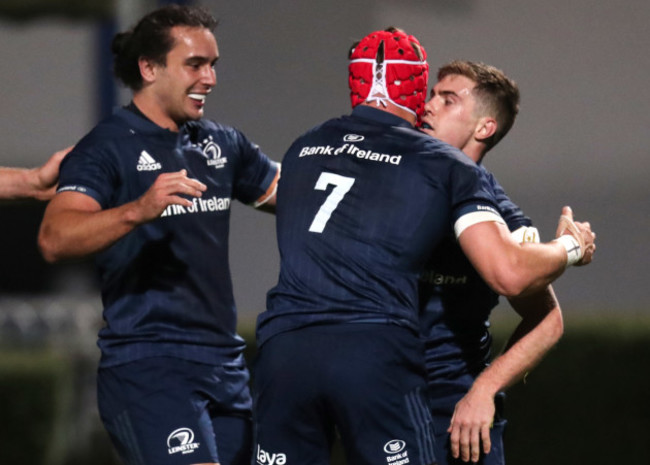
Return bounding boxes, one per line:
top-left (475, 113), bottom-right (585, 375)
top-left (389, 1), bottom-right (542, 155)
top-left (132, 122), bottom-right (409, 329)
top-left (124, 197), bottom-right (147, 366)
top-left (486, 258), bottom-right (557, 298)
top-left (485, 269), bottom-right (530, 298)
top-left (548, 307), bottom-right (565, 343)
top-left (38, 227), bottom-right (63, 263)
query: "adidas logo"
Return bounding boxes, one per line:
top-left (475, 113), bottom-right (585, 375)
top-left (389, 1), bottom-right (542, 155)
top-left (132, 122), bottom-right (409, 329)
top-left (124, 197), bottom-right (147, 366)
top-left (137, 150), bottom-right (162, 171)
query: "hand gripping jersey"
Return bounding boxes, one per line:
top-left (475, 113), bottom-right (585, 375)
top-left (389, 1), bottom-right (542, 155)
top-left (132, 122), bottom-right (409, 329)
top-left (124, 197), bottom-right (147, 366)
top-left (57, 107), bottom-right (279, 367)
top-left (419, 166), bottom-right (533, 392)
top-left (256, 106), bottom-right (503, 346)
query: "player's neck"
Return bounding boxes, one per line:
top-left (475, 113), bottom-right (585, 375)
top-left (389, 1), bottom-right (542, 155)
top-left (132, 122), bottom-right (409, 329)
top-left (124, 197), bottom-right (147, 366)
top-left (360, 102), bottom-right (416, 126)
top-left (461, 141), bottom-right (488, 164)
top-left (132, 93), bottom-right (181, 132)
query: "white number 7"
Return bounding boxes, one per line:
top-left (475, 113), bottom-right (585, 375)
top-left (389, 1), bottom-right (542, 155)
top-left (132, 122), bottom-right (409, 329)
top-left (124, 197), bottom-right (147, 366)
top-left (308, 172), bottom-right (355, 233)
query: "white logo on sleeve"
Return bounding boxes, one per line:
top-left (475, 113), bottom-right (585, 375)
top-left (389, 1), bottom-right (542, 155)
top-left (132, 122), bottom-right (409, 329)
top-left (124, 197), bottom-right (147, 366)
top-left (167, 427), bottom-right (200, 455)
top-left (137, 150), bottom-right (162, 171)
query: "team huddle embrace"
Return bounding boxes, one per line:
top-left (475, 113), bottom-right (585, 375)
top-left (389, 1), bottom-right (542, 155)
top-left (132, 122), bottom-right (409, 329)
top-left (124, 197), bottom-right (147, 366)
top-left (28, 4), bottom-right (596, 465)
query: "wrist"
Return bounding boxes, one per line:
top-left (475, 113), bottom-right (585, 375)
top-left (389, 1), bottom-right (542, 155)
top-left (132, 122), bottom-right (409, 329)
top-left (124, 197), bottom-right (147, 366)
top-left (19, 168), bottom-right (44, 199)
top-left (554, 234), bottom-right (582, 267)
top-left (468, 378), bottom-right (500, 400)
top-left (122, 201), bottom-right (146, 226)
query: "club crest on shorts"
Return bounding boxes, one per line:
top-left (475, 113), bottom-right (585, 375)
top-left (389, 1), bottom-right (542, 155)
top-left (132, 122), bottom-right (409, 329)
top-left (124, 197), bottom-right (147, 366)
top-left (167, 427), bottom-right (200, 455)
top-left (383, 439), bottom-right (410, 464)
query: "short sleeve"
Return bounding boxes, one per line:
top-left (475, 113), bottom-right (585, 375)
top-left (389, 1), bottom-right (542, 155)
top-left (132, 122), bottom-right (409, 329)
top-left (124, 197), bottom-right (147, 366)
top-left (57, 140), bottom-right (120, 209)
top-left (230, 129), bottom-right (279, 205)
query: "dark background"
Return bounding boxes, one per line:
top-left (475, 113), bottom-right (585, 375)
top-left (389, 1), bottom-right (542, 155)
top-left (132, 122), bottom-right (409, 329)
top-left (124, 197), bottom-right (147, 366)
top-left (1, 0), bottom-right (648, 321)
top-left (0, 1), bottom-right (648, 464)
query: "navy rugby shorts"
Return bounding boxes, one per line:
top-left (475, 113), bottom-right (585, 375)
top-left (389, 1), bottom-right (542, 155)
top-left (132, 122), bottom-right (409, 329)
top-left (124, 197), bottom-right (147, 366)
top-left (97, 356), bottom-right (252, 465)
top-left (252, 323), bottom-right (437, 465)
top-left (429, 387), bottom-right (506, 465)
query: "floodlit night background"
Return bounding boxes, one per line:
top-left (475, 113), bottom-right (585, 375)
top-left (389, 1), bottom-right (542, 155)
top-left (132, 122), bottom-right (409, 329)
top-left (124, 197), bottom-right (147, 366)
top-left (0, 1), bottom-right (649, 464)
top-left (1, 0), bottom-right (646, 322)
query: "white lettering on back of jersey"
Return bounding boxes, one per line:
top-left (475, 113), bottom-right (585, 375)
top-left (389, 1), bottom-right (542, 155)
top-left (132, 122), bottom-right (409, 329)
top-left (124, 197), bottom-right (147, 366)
top-left (298, 143), bottom-right (401, 165)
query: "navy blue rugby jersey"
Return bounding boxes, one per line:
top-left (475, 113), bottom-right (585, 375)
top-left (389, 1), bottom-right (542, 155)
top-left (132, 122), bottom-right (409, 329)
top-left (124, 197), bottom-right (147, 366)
top-left (57, 107), bottom-right (278, 367)
top-left (419, 166), bottom-right (532, 387)
top-left (256, 106), bottom-right (501, 346)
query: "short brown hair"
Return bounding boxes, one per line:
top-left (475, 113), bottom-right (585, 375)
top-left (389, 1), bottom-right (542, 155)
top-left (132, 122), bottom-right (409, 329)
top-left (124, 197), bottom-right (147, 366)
top-left (438, 60), bottom-right (519, 150)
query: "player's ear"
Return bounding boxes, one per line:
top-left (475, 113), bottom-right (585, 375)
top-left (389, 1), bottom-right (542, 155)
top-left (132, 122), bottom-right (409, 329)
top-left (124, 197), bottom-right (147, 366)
top-left (138, 57), bottom-right (158, 84)
top-left (475, 116), bottom-right (497, 142)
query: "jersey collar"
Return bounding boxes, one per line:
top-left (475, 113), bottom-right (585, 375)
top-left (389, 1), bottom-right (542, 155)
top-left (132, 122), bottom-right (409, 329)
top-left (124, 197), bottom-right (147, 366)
top-left (351, 105), bottom-right (414, 129)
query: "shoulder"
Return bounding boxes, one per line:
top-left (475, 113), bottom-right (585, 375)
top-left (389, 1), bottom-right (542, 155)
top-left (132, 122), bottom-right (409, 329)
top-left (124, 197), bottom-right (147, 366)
top-left (73, 109), bottom-right (144, 153)
top-left (414, 135), bottom-right (482, 180)
top-left (301, 115), bottom-right (351, 138)
top-left (479, 166), bottom-right (504, 191)
top-left (189, 119), bottom-right (257, 149)
top-left (191, 118), bottom-right (247, 139)
top-left (478, 165), bottom-right (532, 229)
top-left (191, 118), bottom-right (232, 134)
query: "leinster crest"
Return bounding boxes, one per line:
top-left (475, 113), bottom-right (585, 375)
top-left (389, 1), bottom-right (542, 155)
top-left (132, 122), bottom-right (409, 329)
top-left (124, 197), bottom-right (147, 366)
top-left (201, 135), bottom-right (227, 169)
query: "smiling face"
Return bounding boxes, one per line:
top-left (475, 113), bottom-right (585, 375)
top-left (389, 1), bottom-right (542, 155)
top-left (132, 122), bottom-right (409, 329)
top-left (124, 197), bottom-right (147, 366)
top-left (138, 26), bottom-right (219, 131)
top-left (420, 74), bottom-right (482, 154)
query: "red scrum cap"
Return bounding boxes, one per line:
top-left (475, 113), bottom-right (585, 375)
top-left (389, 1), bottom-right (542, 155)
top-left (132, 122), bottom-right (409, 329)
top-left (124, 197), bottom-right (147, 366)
top-left (349, 28), bottom-right (429, 119)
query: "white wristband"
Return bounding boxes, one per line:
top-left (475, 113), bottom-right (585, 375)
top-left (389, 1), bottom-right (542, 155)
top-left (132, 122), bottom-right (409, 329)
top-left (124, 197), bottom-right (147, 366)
top-left (554, 235), bottom-right (583, 267)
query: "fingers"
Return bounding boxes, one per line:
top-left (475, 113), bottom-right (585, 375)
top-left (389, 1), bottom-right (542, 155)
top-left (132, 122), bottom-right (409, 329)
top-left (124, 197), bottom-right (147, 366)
top-left (555, 207), bottom-right (581, 245)
top-left (481, 423), bottom-right (492, 455)
top-left (579, 243), bottom-right (596, 265)
top-left (467, 424), bottom-right (480, 463)
top-left (577, 236), bottom-right (595, 264)
top-left (157, 169), bottom-right (207, 200)
top-left (166, 195), bottom-right (195, 208)
top-left (448, 419), bottom-right (461, 459)
top-left (448, 419), bottom-right (492, 463)
top-left (555, 206), bottom-right (597, 266)
top-left (573, 220), bottom-right (596, 266)
top-left (134, 170), bottom-right (208, 223)
top-left (54, 146), bottom-right (74, 160)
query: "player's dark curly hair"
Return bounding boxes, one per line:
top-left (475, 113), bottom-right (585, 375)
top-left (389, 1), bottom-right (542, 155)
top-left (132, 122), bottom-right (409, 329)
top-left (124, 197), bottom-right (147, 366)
top-left (438, 60), bottom-right (520, 150)
top-left (112, 4), bottom-right (218, 91)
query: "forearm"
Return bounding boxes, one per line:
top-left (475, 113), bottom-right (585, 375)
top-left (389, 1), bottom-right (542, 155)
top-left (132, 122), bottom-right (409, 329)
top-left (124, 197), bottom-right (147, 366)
top-left (471, 287), bottom-right (563, 397)
top-left (460, 208), bottom-right (595, 298)
top-left (461, 222), bottom-right (568, 297)
top-left (0, 167), bottom-right (44, 200)
top-left (502, 241), bottom-right (568, 297)
top-left (39, 169), bottom-right (208, 262)
top-left (39, 201), bottom-right (143, 262)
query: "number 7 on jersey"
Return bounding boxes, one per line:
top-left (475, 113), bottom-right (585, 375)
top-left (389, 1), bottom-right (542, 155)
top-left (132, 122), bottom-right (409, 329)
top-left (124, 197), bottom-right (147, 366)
top-left (308, 172), bottom-right (355, 233)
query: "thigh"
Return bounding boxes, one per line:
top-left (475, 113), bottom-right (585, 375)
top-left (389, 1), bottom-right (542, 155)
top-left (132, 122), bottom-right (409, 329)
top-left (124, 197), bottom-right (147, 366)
top-left (202, 363), bottom-right (254, 465)
top-left (211, 414), bottom-right (252, 465)
top-left (98, 357), bottom-right (250, 465)
top-left (252, 331), bottom-right (336, 465)
top-left (328, 325), bottom-right (436, 465)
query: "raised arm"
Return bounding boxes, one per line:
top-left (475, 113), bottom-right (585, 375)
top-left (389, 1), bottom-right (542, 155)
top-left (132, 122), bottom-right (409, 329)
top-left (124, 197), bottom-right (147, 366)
top-left (447, 285), bottom-right (563, 462)
top-left (458, 206), bottom-right (595, 298)
top-left (38, 169), bottom-right (207, 262)
top-left (0, 147), bottom-right (71, 201)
